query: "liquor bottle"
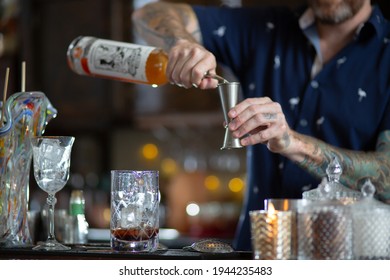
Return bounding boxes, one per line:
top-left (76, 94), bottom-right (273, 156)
top-left (67, 36), bottom-right (168, 86)
top-left (69, 190), bottom-right (89, 244)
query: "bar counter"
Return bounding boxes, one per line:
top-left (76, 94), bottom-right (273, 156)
top-left (0, 243), bottom-right (252, 260)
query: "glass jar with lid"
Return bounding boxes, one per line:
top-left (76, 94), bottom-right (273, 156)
top-left (350, 179), bottom-right (390, 259)
top-left (298, 167), bottom-right (354, 260)
top-left (302, 157), bottom-right (361, 205)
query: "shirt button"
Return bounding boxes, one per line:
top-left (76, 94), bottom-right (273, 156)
top-left (301, 184), bottom-right (312, 192)
top-left (300, 119), bottom-right (308, 127)
top-left (311, 80), bottom-right (319, 89)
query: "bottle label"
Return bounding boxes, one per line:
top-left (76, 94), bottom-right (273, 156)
top-left (86, 39), bottom-right (154, 82)
top-left (70, 203), bottom-right (85, 216)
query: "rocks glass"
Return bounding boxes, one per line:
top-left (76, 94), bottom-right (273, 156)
top-left (110, 170), bottom-right (159, 252)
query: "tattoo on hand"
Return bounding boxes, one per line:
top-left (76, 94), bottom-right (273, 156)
top-left (282, 132), bottom-right (291, 148)
top-left (263, 113), bottom-right (277, 120)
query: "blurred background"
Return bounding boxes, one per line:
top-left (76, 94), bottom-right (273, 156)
top-left (1, 0), bottom-right (389, 244)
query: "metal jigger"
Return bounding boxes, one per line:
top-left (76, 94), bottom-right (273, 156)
top-left (217, 82), bottom-right (243, 150)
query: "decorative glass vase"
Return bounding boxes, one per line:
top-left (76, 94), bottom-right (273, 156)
top-left (0, 91), bottom-right (57, 247)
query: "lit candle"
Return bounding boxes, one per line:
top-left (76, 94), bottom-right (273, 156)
top-left (250, 204), bottom-right (293, 260)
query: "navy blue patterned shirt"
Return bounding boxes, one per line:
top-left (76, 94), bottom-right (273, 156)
top-left (193, 5), bottom-right (390, 250)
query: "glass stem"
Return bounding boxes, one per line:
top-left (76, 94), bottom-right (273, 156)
top-left (47, 193), bottom-right (57, 241)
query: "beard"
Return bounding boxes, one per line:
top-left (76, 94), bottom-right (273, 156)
top-left (308, 0), bottom-right (366, 24)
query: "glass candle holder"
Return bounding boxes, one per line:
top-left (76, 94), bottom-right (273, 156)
top-left (250, 209), bottom-right (294, 260)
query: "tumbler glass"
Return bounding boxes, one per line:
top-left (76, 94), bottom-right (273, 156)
top-left (110, 170), bottom-right (159, 252)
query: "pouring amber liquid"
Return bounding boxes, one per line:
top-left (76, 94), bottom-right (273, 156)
top-left (67, 36), bottom-right (168, 86)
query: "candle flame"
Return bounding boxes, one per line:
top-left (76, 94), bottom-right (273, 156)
top-left (268, 203), bottom-right (276, 214)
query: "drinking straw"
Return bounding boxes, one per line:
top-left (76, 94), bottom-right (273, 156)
top-left (21, 61), bottom-right (26, 92)
top-left (1, 67), bottom-right (10, 124)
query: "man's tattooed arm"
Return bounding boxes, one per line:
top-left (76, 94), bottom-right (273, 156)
top-left (283, 130), bottom-right (390, 203)
top-left (132, 2), bottom-right (201, 51)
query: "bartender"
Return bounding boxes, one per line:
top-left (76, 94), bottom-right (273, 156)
top-left (132, 0), bottom-right (390, 250)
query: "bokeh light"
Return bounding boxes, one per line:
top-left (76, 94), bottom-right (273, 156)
top-left (161, 157), bottom-right (178, 175)
top-left (103, 208), bottom-right (111, 223)
top-left (228, 177), bottom-right (244, 193)
top-left (204, 175), bottom-right (220, 191)
top-left (142, 143), bottom-right (159, 160)
top-left (186, 203), bottom-right (200, 216)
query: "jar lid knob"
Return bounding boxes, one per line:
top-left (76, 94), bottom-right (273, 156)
top-left (326, 156), bottom-right (342, 182)
top-left (361, 179), bottom-right (376, 198)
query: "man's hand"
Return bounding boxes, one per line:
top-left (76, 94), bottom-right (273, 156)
top-left (167, 39), bottom-right (218, 89)
top-left (132, 2), bottom-right (218, 89)
top-left (228, 97), bottom-right (293, 153)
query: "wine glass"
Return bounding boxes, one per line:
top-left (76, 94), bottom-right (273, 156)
top-left (31, 136), bottom-right (75, 251)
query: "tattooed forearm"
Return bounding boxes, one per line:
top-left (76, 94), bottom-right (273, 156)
top-left (132, 3), bottom-right (200, 50)
top-left (289, 130), bottom-right (390, 202)
top-left (299, 141), bottom-right (330, 178)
